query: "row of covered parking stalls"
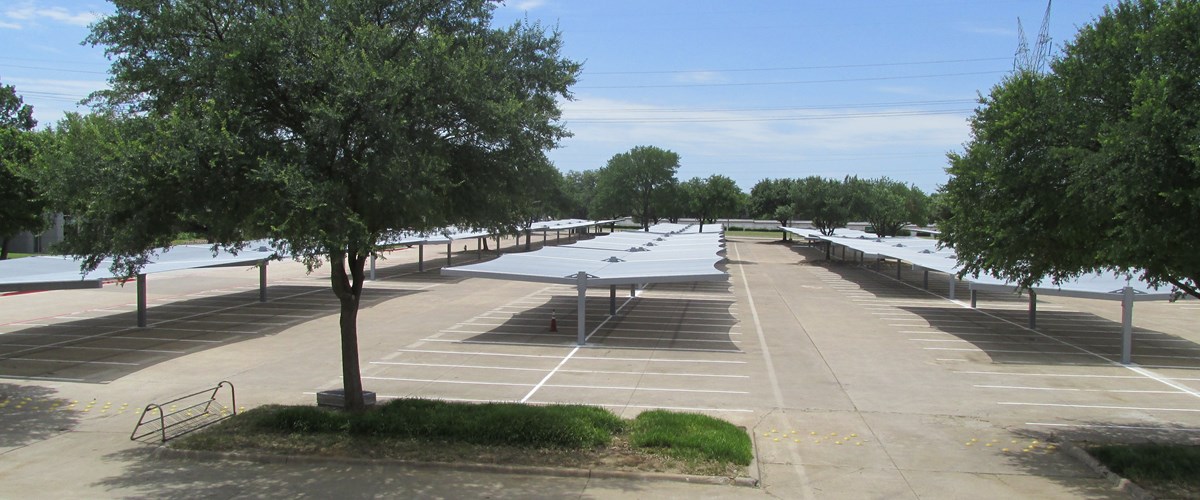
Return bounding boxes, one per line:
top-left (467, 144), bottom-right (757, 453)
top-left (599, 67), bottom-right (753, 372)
top-left (0, 218), bottom-right (621, 327)
top-left (781, 226), bottom-right (1176, 364)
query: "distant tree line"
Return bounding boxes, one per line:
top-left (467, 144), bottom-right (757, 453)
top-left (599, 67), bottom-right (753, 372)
top-left (748, 176), bottom-right (932, 240)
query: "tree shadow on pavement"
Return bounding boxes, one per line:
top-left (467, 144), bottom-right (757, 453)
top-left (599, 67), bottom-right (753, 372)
top-left (0, 286), bottom-right (422, 383)
top-left (0, 383), bottom-right (80, 449)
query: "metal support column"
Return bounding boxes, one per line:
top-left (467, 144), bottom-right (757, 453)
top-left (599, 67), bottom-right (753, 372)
top-left (496, 235), bottom-right (501, 255)
top-left (970, 289), bottom-right (978, 309)
top-left (948, 275), bottom-right (956, 300)
top-left (896, 260), bottom-right (902, 280)
top-left (1121, 286), bottom-right (1134, 364)
top-left (418, 244), bottom-right (424, 272)
top-left (576, 271), bottom-right (588, 345)
top-left (477, 238), bottom-right (482, 260)
top-left (446, 242), bottom-right (452, 266)
top-left (630, 284), bottom-right (636, 297)
top-left (609, 285), bottom-right (617, 315)
top-left (369, 255), bottom-right (376, 281)
top-left (136, 273), bottom-right (148, 328)
top-left (922, 269), bottom-right (929, 289)
top-left (825, 241), bottom-right (831, 260)
top-left (259, 261), bottom-right (268, 302)
top-left (1028, 290), bottom-right (1037, 329)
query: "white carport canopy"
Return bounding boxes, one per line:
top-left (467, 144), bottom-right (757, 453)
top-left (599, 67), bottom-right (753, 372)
top-left (0, 244), bottom-right (277, 327)
top-left (782, 226), bottom-right (1173, 364)
top-left (373, 220), bottom-right (623, 276)
top-left (442, 224), bottom-right (727, 344)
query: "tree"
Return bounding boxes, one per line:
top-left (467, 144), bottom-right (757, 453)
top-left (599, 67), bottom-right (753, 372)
top-left (859, 177), bottom-right (928, 237)
top-left (941, 0), bottom-right (1200, 298)
top-left (1053, 0), bottom-right (1200, 298)
top-left (591, 146), bottom-right (680, 231)
top-left (681, 174), bottom-right (741, 232)
top-left (560, 169), bottom-right (598, 219)
top-left (65, 0), bottom-right (580, 410)
top-left (748, 178), bottom-right (797, 241)
top-left (0, 81), bottom-right (47, 259)
top-left (794, 176), bottom-right (852, 236)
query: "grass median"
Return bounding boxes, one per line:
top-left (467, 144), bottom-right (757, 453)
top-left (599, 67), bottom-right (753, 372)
top-left (1088, 443), bottom-right (1200, 498)
top-left (174, 399), bottom-right (753, 478)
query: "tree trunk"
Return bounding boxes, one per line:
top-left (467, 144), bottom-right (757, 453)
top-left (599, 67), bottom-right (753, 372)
top-left (524, 229), bottom-right (532, 252)
top-left (0, 236), bottom-right (9, 260)
top-left (330, 250), bottom-right (367, 411)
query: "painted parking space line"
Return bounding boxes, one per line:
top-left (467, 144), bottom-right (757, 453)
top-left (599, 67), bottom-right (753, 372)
top-left (975, 385), bottom-right (1187, 394)
top-left (1027, 422), bottom-right (1200, 432)
top-left (542, 383), bottom-right (748, 395)
top-left (527, 400), bottom-right (754, 413)
top-left (374, 361), bottom-right (747, 379)
top-left (999, 402), bottom-right (1200, 413)
top-left (363, 376), bottom-right (535, 388)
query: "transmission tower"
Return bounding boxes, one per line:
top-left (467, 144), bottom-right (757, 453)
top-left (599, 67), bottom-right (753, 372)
top-left (1013, 0), bottom-right (1052, 73)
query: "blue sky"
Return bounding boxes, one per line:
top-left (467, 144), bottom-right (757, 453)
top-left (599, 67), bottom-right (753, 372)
top-left (2, 0), bottom-right (1114, 193)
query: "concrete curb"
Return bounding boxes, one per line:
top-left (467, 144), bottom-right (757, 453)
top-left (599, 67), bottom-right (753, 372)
top-left (1051, 439), bottom-right (1155, 500)
top-left (153, 447), bottom-right (759, 488)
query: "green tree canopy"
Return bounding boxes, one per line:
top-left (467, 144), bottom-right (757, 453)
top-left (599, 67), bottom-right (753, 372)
top-left (0, 81), bottom-right (47, 259)
top-left (58, 0), bottom-right (580, 409)
top-left (858, 177), bottom-right (928, 237)
top-left (748, 178), bottom-right (797, 241)
top-left (560, 169), bottom-right (598, 219)
top-left (940, 0), bottom-right (1199, 298)
top-left (794, 176), bottom-right (853, 236)
top-left (681, 174), bottom-right (741, 232)
top-left (591, 145), bottom-right (680, 231)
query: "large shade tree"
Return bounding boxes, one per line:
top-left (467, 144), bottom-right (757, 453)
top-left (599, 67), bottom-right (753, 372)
top-left (794, 176), bottom-right (853, 236)
top-left (591, 145), bottom-right (680, 230)
top-left (748, 178), bottom-right (797, 241)
top-left (859, 177), bottom-right (928, 237)
top-left (681, 174), bottom-right (741, 232)
top-left (57, 0), bottom-right (580, 410)
top-left (0, 81), bottom-right (47, 260)
top-left (940, 0), bottom-right (1199, 298)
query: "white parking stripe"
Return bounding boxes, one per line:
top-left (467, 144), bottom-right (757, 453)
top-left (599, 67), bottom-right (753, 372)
top-left (999, 402), bottom-right (1200, 412)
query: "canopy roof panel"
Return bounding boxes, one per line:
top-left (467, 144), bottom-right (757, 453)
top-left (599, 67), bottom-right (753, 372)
top-left (441, 224), bottom-right (727, 286)
top-left (0, 244), bottom-right (275, 291)
top-left (782, 226), bottom-right (1174, 301)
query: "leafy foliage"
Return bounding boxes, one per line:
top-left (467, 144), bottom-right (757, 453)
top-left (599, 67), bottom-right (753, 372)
top-left (680, 174), bottom-right (741, 231)
top-left (940, 0), bottom-right (1200, 297)
top-left (0, 81), bottom-right (47, 259)
top-left (591, 145), bottom-right (680, 230)
top-left (56, 0), bottom-right (580, 409)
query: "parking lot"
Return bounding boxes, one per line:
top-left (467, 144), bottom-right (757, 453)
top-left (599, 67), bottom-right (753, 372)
top-left (1, 236), bottom-right (1197, 498)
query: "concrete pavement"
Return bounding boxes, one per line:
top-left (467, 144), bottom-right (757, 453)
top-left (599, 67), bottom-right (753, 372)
top-left (2, 235), bottom-right (1197, 497)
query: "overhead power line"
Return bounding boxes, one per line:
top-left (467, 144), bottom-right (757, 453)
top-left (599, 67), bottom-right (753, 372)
top-left (584, 57), bottom-right (1011, 75)
top-left (567, 108), bottom-right (973, 124)
top-left (577, 70), bottom-right (1007, 89)
top-left (568, 98), bottom-right (977, 114)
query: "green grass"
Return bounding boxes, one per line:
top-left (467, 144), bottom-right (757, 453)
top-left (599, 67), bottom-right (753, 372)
top-left (630, 410), bottom-right (753, 466)
top-left (2, 253), bottom-right (36, 259)
top-left (174, 400), bottom-right (752, 475)
top-left (1089, 443), bottom-right (1200, 496)
top-left (243, 399), bottom-right (625, 448)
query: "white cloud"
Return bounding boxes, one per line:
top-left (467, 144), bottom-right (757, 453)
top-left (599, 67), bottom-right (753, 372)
top-left (511, 0), bottom-right (547, 11)
top-left (3, 2), bottom-right (104, 29)
top-left (550, 95), bottom-right (965, 191)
